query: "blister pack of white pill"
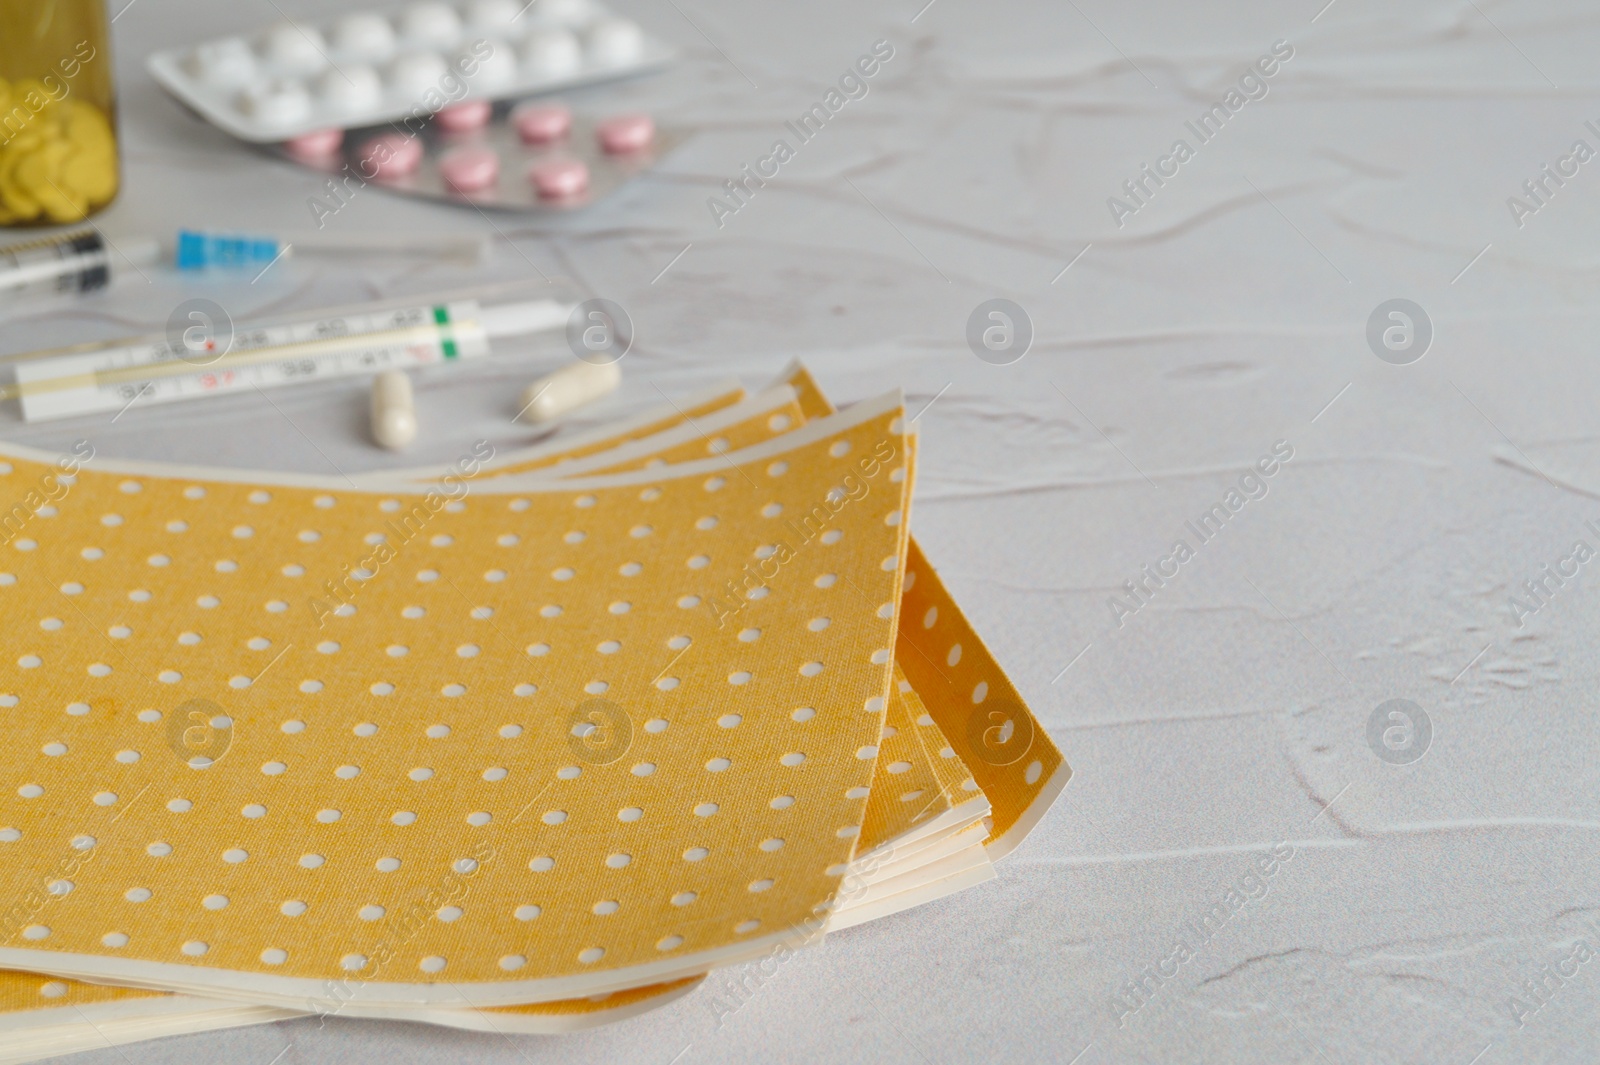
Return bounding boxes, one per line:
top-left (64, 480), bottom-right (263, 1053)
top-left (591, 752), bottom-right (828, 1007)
top-left (146, 0), bottom-right (672, 144)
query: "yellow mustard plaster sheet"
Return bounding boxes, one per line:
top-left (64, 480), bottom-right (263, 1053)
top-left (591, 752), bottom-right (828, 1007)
top-left (0, 363), bottom-right (1065, 1046)
top-left (777, 364), bottom-right (1068, 856)
top-left (0, 379), bottom-right (961, 1035)
top-left (0, 392), bottom-right (911, 1008)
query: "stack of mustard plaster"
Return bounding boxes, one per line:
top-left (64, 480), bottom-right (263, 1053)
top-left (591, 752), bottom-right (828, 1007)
top-left (0, 364), bottom-right (1067, 1063)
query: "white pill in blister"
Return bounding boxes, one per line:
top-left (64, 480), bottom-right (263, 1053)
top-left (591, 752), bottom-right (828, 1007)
top-left (237, 80), bottom-right (312, 127)
top-left (523, 29), bottom-right (582, 78)
top-left (464, 43), bottom-right (519, 90)
top-left (466, 0), bottom-right (523, 33)
top-left (387, 51), bottom-right (450, 97)
top-left (586, 18), bottom-right (642, 66)
top-left (317, 65), bottom-right (383, 113)
top-left (261, 23), bottom-right (329, 75)
top-left (330, 13), bottom-right (396, 61)
top-left (400, 2), bottom-right (463, 46)
top-left (371, 371), bottom-right (418, 451)
top-left (187, 37), bottom-right (257, 87)
top-left (518, 360), bottom-right (622, 424)
top-left (534, 0), bottom-right (595, 25)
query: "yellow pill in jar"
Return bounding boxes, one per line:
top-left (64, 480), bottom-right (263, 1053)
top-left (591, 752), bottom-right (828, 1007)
top-left (4, 128), bottom-right (47, 154)
top-left (42, 191), bottom-right (90, 223)
top-left (64, 100), bottom-right (114, 148)
top-left (58, 102), bottom-right (117, 207)
top-left (15, 139), bottom-right (68, 189)
top-left (60, 147), bottom-right (116, 204)
top-left (8, 79), bottom-right (39, 108)
top-left (0, 93), bottom-right (117, 223)
top-left (39, 189), bottom-right (89, 223)
top-left (0, 156), bottom-right (42, 220)
top-left (18, 140), bottom-right (89, 222)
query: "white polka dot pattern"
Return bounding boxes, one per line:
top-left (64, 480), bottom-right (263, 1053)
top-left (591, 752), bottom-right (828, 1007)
top-left (0, 394), bottom-right (911, 1005)
top-left (0, 369), bottom-right (1065, 1032)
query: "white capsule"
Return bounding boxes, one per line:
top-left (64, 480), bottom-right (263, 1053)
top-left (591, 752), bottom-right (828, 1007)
top-left (371, 371), bottom-right (418, 450)
top-left (518, 360), bottom-right (621, 423)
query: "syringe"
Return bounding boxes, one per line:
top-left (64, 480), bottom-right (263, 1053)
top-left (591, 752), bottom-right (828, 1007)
top-left (0, 228), bottom-right (489, 299)
top-left (4, 295), bottom-right (572, 422)
top-left (0, 229), bottom-right (160, 298)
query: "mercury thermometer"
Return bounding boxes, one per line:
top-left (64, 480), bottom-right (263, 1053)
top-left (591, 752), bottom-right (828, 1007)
top-left (3, 297), bottom-right (571, 422)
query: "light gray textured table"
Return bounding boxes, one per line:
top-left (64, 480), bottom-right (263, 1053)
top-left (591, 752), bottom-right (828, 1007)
top-left (9, 0), bottom-right (1600, 1062)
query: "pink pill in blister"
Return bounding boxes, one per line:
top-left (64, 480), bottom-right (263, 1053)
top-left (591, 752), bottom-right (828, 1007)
top-left (512, 103), bottom-right (572, 145)
top-left (440, 147), bottom-right (501, 192)
top-left (528, 158), bottom-right (589, 199)
top-left (436, 99), bottom-right (492, 133)
top-left (360, 133), bottom-right (424, 178)
top-left (284, 127), bottom-right (344, 161)
top-left (596, 113), bottom-right (654, 154)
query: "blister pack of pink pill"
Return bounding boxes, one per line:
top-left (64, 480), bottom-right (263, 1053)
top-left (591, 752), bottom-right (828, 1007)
top-left (146, 0), bottom-right (672, 144)
top-left (284, 102), bottom-right (683, 213)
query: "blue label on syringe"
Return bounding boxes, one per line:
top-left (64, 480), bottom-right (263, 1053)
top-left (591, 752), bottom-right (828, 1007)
top-left (175, 230), bottom-right (281, 271)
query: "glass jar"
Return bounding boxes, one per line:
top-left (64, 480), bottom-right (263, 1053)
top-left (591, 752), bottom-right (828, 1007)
top-left (0, 0), bottom-right (118, 226)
